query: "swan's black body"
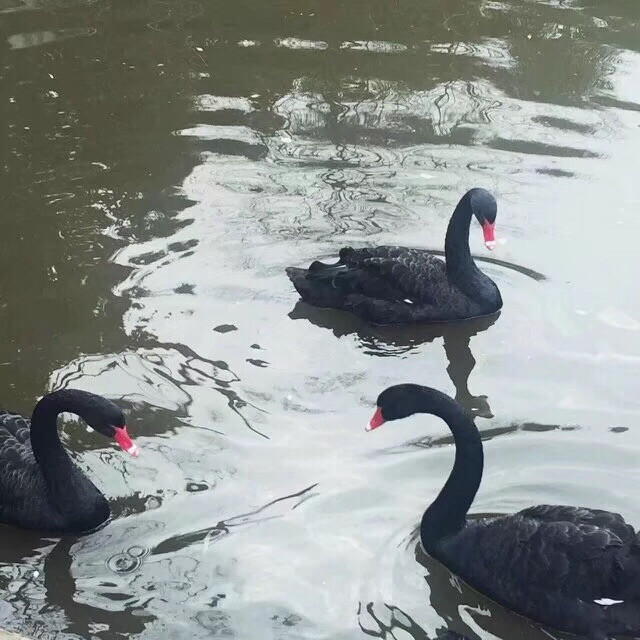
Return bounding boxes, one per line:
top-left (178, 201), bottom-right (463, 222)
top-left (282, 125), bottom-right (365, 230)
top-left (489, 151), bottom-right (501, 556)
top-left (287, 189), bottom-right (502, 324)
top-left (369, 385), bottom-right (640, 640)
top-left (0, 389), bottom-right (131, 534)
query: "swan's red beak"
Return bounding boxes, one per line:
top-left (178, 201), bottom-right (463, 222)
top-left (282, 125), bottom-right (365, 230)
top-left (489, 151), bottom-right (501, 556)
top-left (366, 407), bottom-right (385, 432)
top-left (114, 426), bottom-right (139, 457)
top-left (482, 221), bottom-right (496, 250)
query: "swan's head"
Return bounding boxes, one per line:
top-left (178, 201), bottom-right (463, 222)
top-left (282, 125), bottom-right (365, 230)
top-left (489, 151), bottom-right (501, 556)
top-left (366, 384), bottom-right (425, 431)
top-left (82, 395), bottom-right (139, 457)
top-left (468, 188), bottom-right (497, 250)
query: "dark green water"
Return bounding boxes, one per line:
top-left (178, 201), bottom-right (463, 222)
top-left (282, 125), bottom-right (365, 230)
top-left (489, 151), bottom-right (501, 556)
top-left (1, 0), bottom-right (640, 638)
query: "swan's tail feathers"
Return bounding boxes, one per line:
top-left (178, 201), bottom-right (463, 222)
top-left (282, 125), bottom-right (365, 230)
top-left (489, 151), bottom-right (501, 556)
top-left (286, 264), bottom-right (348, 308)
top-left (285, 266), bottom-right (307, 290)
top-left (306, 260), bottom-right (348, 280)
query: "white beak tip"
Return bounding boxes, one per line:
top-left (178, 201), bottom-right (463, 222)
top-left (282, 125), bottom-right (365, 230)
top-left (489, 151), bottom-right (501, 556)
top-left (127, 444), bottom-right (140, 457)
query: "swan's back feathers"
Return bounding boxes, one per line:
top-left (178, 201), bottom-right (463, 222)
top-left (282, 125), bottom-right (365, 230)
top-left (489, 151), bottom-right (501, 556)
top-left (0, 411), bottom-right (37, 477)
top-left (435, 506), bottom-right (640, 636)
top-left (339, 246), bottom-right (449, 300)
top-left (287, 246), bottom-right (498, 323)
top-left (0, 411), bottom-right (30, 443)
top-left (0, 411), bottom-right (47, 523)
top-left (338, 246), bottom-right (453, 307)
top-left (517, 505), bottom-right (637, 545)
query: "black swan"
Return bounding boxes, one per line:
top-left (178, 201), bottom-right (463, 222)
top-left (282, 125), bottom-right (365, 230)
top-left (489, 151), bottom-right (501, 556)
top-left (367, 384), bottom-right (640, 640)
top-left (286, 188), bottom-right (502, 324)
top-left (0, 389), bottom-right (138, 534)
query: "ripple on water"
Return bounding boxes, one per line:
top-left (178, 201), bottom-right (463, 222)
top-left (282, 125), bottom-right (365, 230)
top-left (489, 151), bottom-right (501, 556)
top-left (49, 347), bottom-right (272, 442)
top-left (429, 39), bottom-right (516, 69)
top-left (268, 76), bottom-right (608, 167)
top-left (107, 552), bottom-right (143, 574)
top-left (176, 124), bottom-right (267, 158)
top-left (1, 0), bottom-right (97, 13)
top-left (274, 37), bottom-right (329, 51)
top-left (50, 350), bottom-right (195, 412)
top-left (193, 95), bottom-right (255, 114)
top-left (340, 40), bottom-right (409, 54)
top-left (50, 485), bottom-right (321, 638)
top-left (7, 27), bottom-right (95, 49)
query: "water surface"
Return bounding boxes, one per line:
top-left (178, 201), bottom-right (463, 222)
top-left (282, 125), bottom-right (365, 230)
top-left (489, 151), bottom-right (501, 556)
top-left (1, 0), bottom-right (640, 638)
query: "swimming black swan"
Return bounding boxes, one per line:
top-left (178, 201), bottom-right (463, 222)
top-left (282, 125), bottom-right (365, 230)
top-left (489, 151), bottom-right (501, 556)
top-left (0, 389), bottom-right (138, 534)
top-left (367, 384), bottom-right (640, 640)
top-left (286, 188), bottom-right (502, 324)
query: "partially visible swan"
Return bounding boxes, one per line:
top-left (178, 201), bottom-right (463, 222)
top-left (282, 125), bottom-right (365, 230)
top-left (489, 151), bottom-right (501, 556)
top-left (367, 384), bottom-right (640, 640)
top-left (287, 188), bottom-right (502, 324)
top-left (0, 389), bottom-right (138, 533)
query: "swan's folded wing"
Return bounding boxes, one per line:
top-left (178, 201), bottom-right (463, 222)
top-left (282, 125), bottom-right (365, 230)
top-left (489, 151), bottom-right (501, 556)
top-left (0, 411), bottom-right (31, 444)
top-left (446, 515), bottom-right (630, 601)
top-left (339, 246), bottom-right (449, 303)
top-left (0, 413), bottom-right (38, 509)
top-left (517, 505), bottom-right (636, 544)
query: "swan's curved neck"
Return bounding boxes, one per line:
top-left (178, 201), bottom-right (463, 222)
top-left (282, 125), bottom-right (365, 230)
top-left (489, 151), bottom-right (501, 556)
top-left (444, 194), bottom-right (478, 282)
top-left (30, 391), bottom-right (87, 507)
top-left (416, 388), bottom-right (483, 553)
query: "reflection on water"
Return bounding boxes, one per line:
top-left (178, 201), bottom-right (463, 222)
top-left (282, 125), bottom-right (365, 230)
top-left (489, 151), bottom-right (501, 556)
top-left (7, 28), bottom-right (95, 49)
top-left (415, 538), bottom-right (578, 640)
top-left (1, 0), bottom-right (640, 637)
top-left (290, 302), bottom-right (498, 417)
top-left (43, 538), bottom-right (153, 638)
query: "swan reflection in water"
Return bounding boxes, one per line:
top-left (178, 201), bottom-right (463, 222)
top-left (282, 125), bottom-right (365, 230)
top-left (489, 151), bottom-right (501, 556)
top-left (289, 301), bottom-right (498, 419)
top-left (43, 537), bottom-right (154, 638)
top-left (358, 530), bottom-right (575, 640)
top-left (0, 529), bottom-right (153, 639)
top-left (359, 597), bottom-right (472, 639)
top-left (414, 542), bottom-right (575, 640)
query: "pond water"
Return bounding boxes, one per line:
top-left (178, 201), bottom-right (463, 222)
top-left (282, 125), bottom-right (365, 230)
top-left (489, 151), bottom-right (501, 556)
top-left (1, 0), bottom-right (640, 638)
